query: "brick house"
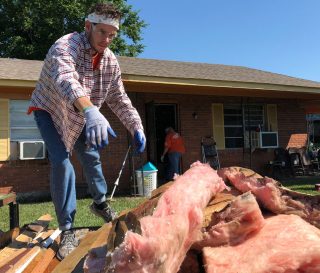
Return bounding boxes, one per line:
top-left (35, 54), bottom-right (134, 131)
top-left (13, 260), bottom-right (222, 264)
top-left (1, 57), bottom-right (320, 196)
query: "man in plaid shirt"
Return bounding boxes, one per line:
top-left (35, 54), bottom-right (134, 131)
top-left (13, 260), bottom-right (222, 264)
top-left (29, 2), bottom-right (145, 260)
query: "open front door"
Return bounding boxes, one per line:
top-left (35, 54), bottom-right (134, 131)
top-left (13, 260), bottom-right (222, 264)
top-left (146, 101), bottom-right (157, 164)
top-left (146, 102), bottom-right (178, 184)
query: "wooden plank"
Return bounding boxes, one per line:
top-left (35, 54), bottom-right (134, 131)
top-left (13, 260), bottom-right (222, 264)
top-left (26, 219), bottom-right (53, 234)
top-left (0, 193), bottom-right (16, 207)
top-left (0, 229), bottom-right (56, 273)
top-left (23, 249), bottom-right (45, 273)
top-left (0, 187), bottom-right (13, 194)
top-left (27, 229), bottom-right (90, 273)
top-left (0, 228), bottom-right (20, 249)
top-left (0, 187), bottom-right (16, 206)
top-left (84, 223), bottom-right (112, 262)
top-left (28, 230), bottom-right (55, 248)
top-left (45, 259), bottom-right (60, 273)
top-left (21, 249), bottom-right (46, 273)
top-left (0, 214), bottom-right (52, 269)
top-left (203, 189), bottom-right (242, 228)
top-left (82, 223), bottom-right (116, 273)
top-left (88, 224), bottom-right (112, 252)
top-left (150, 181), bottom-right (173, 198)
top-left (0, 187), bottom-right (19, 230)
top-left (0, 231), bottom-right (36, 268)
top-left (1, 246), bottom-right (41, 273)
top-left (0, 249), bottom-right (29, 273)
top-left (24, 215), bottom-right (52, 234)
top-left (25, 237), bottom-right (61, 273)
top-left (231, 166), bottom-right (263, 178)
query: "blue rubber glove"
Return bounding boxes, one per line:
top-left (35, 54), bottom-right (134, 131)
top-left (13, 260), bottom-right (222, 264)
top-left (84, 106), bottom-right (116, 149)
top-left (134, 129), bottom-right (146, 153)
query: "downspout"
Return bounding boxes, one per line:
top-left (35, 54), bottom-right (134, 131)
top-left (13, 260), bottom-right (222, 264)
top-left (128, 91), bottom-right (139, 195)
top-left (248, 102), bottom-right (253, 169)
top-left (242, 98), bottom-right (245, 163)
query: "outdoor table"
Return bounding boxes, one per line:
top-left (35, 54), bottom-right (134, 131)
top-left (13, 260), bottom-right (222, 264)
top-left (0, 187), bottom-right (19, 230)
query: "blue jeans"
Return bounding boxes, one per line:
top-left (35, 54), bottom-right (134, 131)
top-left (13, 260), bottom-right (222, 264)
top-left (166, 152), bottom-right (182, 180)
top-left (34, 110), bottom-right (107, 230)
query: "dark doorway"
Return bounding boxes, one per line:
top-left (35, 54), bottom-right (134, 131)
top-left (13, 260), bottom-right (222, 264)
top-left (145, 103), bottom-right (178, 183)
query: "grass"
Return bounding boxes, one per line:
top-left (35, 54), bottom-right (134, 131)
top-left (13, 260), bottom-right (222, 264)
top-left (0, 196), bottom-right (146, 232)
top-left (279, 176), bottom-right (320, 195)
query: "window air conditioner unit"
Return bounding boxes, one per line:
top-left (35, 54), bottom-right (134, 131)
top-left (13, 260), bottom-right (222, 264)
top-left (247, 131), bottom-right (279, 149)
top-left (19, 141), bottom-right (46, 160)
top-left (259, 131), bottom-right (279, 148)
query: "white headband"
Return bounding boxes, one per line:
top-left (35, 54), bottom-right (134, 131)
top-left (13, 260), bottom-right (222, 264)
top-left (85, 13), bottom-right (119, 30)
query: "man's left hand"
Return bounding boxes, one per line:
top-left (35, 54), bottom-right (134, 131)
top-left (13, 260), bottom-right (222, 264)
top-left (134, 130), bottom-right (146, 153)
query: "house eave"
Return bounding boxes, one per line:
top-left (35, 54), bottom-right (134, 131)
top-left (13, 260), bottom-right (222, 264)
top-left (122, 74), bottom-right (320, 95)
top-left (0, 79), bottom-right (36, 88)
top-left (1, 75), bottom-right (320, 100)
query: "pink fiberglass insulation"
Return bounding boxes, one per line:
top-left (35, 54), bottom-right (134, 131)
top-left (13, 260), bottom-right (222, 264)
top-left (219, 167), bottom-right (320, 227)
top-left (194, 192), bottom-right (265, 249)
top-left (219, 167), bottom-right (286, 213)
top-left (203, 214), bottom-right (320, 273)
top-left (105, 162), bottom-right (227, 273)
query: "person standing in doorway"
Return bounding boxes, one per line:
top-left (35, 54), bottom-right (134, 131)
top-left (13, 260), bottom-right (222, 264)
top-left (161, 127), bottom-right (186, 181)
top-left (28, 2), bottom-right (145, 260)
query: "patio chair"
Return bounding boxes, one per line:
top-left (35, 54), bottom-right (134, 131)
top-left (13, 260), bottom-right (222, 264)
top-left (288, 147), bottom-right (313, 176)
top-left (269, 147), bottom-right (291, 179)
top-left (201, 136), bottom-right (220, 170)
top-left (289, 152), bottom-right (305, 176)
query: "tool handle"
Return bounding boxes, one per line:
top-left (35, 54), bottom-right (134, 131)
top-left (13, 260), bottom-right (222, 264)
top-left (41, 228), bottom-right (61, 248)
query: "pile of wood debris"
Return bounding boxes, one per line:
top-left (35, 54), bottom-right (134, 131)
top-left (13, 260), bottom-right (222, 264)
top-left (1, 164), bottom-right (319, 273)
top-left (0, 214), bottom-right (94, 273)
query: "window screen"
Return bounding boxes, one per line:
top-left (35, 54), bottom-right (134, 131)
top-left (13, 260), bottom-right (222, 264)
top-left (10, 100), bottom-right (42, 141)
top-left (224, 104), bottom-right (264, 148)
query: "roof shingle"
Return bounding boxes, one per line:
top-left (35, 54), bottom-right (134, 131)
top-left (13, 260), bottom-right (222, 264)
top-left (1, 57), bottom-right (320, 89)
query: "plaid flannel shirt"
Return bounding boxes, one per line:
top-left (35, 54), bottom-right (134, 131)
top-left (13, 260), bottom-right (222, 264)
top-left (30, 31), bottom-right (143, 152)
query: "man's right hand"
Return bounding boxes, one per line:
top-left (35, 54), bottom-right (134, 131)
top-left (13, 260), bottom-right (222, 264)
top-left (84, 106), bottom-right (116, 149)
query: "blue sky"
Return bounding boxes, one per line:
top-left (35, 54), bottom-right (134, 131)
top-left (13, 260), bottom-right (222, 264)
top-left (128, 0), bottom-right (320, 82)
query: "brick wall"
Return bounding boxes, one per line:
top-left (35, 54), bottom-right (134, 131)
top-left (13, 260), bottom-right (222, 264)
top-left (0, 94), bottom-right (308, 195)
top-left (0, 159), bottom-right (50, 192)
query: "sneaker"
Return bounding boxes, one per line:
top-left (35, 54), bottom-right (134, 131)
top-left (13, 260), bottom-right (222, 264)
top-left (56, 230), bottom-right (79, 261)
top-left (90, 202), bottom-right (117, 223)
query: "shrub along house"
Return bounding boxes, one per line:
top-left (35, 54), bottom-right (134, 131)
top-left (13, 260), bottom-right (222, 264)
top-left (1, 57), bottom-right (320, 196)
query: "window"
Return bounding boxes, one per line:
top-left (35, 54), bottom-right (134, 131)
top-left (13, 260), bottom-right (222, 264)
top-left (224, 104), bottom-right (264, 148)
top-left (244, 105), bottom-right (264, 130)
top-left (10, 100), bottom-right (42, 141)
top-left (224, 105), bottom-right (243, 148)
top-left (308, 119), bottom-right (320, 145)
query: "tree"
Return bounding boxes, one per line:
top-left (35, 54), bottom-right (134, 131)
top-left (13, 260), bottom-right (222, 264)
top-left (0, 0), bottom-right (147, 60)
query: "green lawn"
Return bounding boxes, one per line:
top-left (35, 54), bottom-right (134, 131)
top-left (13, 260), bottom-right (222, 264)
top-left (279, 176), bottom-right (320, 195)
top-left (0, 196), bottom-right (146, 232)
